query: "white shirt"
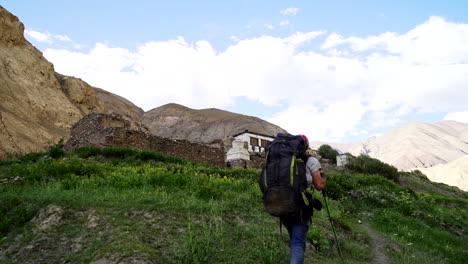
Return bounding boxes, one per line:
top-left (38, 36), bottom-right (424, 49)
top-left (305, 156), bottom-right (321, 188)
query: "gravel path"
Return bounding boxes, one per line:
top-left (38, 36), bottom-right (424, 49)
top-left (362, 223), bottom-right (390, 264)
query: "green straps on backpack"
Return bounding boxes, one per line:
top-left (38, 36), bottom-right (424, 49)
top-left (301, 189), bottom-right (313, 205)
top-left (264, 151), bottom-right (269, 188)
top-left (301, 192), bottom-right (310, 205)
top-left (290, 155), bottom-right (296, 185)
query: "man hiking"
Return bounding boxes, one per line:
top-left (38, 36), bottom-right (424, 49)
top-left (260, 134), bottom-right (327, 264)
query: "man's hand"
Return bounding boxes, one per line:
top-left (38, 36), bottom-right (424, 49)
top-left (313, 170), bottom-right (326, 190)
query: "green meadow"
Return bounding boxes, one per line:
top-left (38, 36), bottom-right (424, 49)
top-left (0, 146), bottom-right (466, 263)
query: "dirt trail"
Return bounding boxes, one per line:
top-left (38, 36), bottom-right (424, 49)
top-left (361, 223), bottom-right (390, 264)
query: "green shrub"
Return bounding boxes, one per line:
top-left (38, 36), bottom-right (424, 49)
top-left (47, 137), bottom-right (66, 159)
top-left (196, 181), bottom-right (223, 200)
top-left (324, 180), bottom-right (344, 200)
top-left (136, 150), bottom-right (186, 164)
top-left (318, 144), bottom-right (339, 163)
top-left (8, 159), bottom-right (106, 183)
top-left (101, 147), bottom-right (138, 159)
top-left (328, 173), bottom-right (358, 190)
top-left (74, 146), bottom-right (102, 158)
top-left (0, 196), bottom-right (40, 237)
top-left (307, 227), bottom-right (330, 251)
top-left (20, 152), bottom-right (44, 163)
top-left (46, 159), bottom-right (104, 179)
top-left (48, 146), bottom-right (65, 159)
top-left (194, 166), bottom-right (259, 183)
top-left (346, 154), bottom-right (399, 182)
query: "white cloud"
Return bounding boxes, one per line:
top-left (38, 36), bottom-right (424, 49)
top-left (25, 29), bottom-right (53, 43)
top-left (280, 20), bottom-right (290, 26)
top-left (285, 31), bottom-right (325, 46)
top-left (40, 16), bottom-right (468, 143)
top-left (444, 112), bottom-right (468, 123)
top-left (322, 16), bottom-right (468, 65)
top-left (321, 33), bottom-right (344, 50)
top-left (268, 97), bottom-right (367, 142)
top-left (280, 7), bottom-right (299, 16)
top-left (265, 24), bottom-right (275, 30)
top-left (25, 29), bottom-right (76, 47)
top-left (230, 35), bottom-right (240, 42)
top-left (54, 34), bottom-right (72, 42)
top-left (326, 49), bottom-right (349, 56)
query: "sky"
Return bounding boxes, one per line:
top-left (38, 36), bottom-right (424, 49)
top-left (2, 0), bottom-right (468, 143)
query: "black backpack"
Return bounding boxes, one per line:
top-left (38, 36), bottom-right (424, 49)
top-left (259, 133), bottom-right (311, 217)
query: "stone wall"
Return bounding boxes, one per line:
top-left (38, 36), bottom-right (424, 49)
top-left (64, 113), bottom-right (226, 167)
top-left (249, 152), bottom-right (266, 169)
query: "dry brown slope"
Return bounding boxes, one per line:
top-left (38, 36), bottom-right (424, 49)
top-left (0, 6), bottom-right (86, 157)
top-left (0, 6), bottom-right (145, 158)
top-left (143, 103), bottom-right (288, 143)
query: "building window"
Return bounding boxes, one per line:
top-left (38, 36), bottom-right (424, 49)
top-left (261, 140), bottom-right (269, 148)
top-left (250, 137), bottom-right (259, 146)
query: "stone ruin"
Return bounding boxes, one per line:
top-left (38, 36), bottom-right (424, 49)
top-left (64, 113), bottom-right (226, 167)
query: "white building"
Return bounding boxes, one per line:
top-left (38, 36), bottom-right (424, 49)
top-left (225, 139), bottom-right (250, 164)
top-left (337, 154), bottom-right (349, 167)
top-left (232, 130), bottom-right (275, 153)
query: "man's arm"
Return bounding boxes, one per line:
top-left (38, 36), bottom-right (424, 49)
top-left (306, 157), bottom-right (327, 191)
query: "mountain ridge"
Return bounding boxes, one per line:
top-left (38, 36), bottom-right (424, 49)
top-left (345, 120), bottom-right (468, 171)
top-left (143, 103), bottom-right (288, 143)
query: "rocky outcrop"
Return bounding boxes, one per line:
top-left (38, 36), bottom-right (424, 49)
top-left (64, 113), bottom-right (226, 167)
top-left (55, 73), bottom-right (108, 115)
top-left (143, 103), bottom-right (288, 144)
top-left (0, 6), bottom-right (84, 157)
top-left (0, 6), bottom-right (146, 158)
top-left (0, 6), bottom-right (26, 45)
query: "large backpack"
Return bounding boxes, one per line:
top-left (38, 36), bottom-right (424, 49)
top-left (259, 133), bottom-right (311, 217)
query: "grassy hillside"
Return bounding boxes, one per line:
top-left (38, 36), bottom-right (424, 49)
top-left (0, 147), bottom-right (466, 263)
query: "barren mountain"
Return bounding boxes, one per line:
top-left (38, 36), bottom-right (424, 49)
top-left (417, 155), bottom-right (468, 191)
top-left (143, 103), bottom-right (288, 144)
top-left (346, 120), bottom-right (468, 171)
top-left (0, 6), bottom-right (88, 157)
top-left (0, 6), bottom-right (145, 158)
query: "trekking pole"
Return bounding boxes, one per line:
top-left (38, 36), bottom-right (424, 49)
top-left (322, 191), bottom-right (345, 264)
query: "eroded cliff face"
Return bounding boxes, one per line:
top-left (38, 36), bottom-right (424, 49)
top-left (0, 6), bottom-right (83, 156)
top-left (0, 6), bottom-right (146, 158)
